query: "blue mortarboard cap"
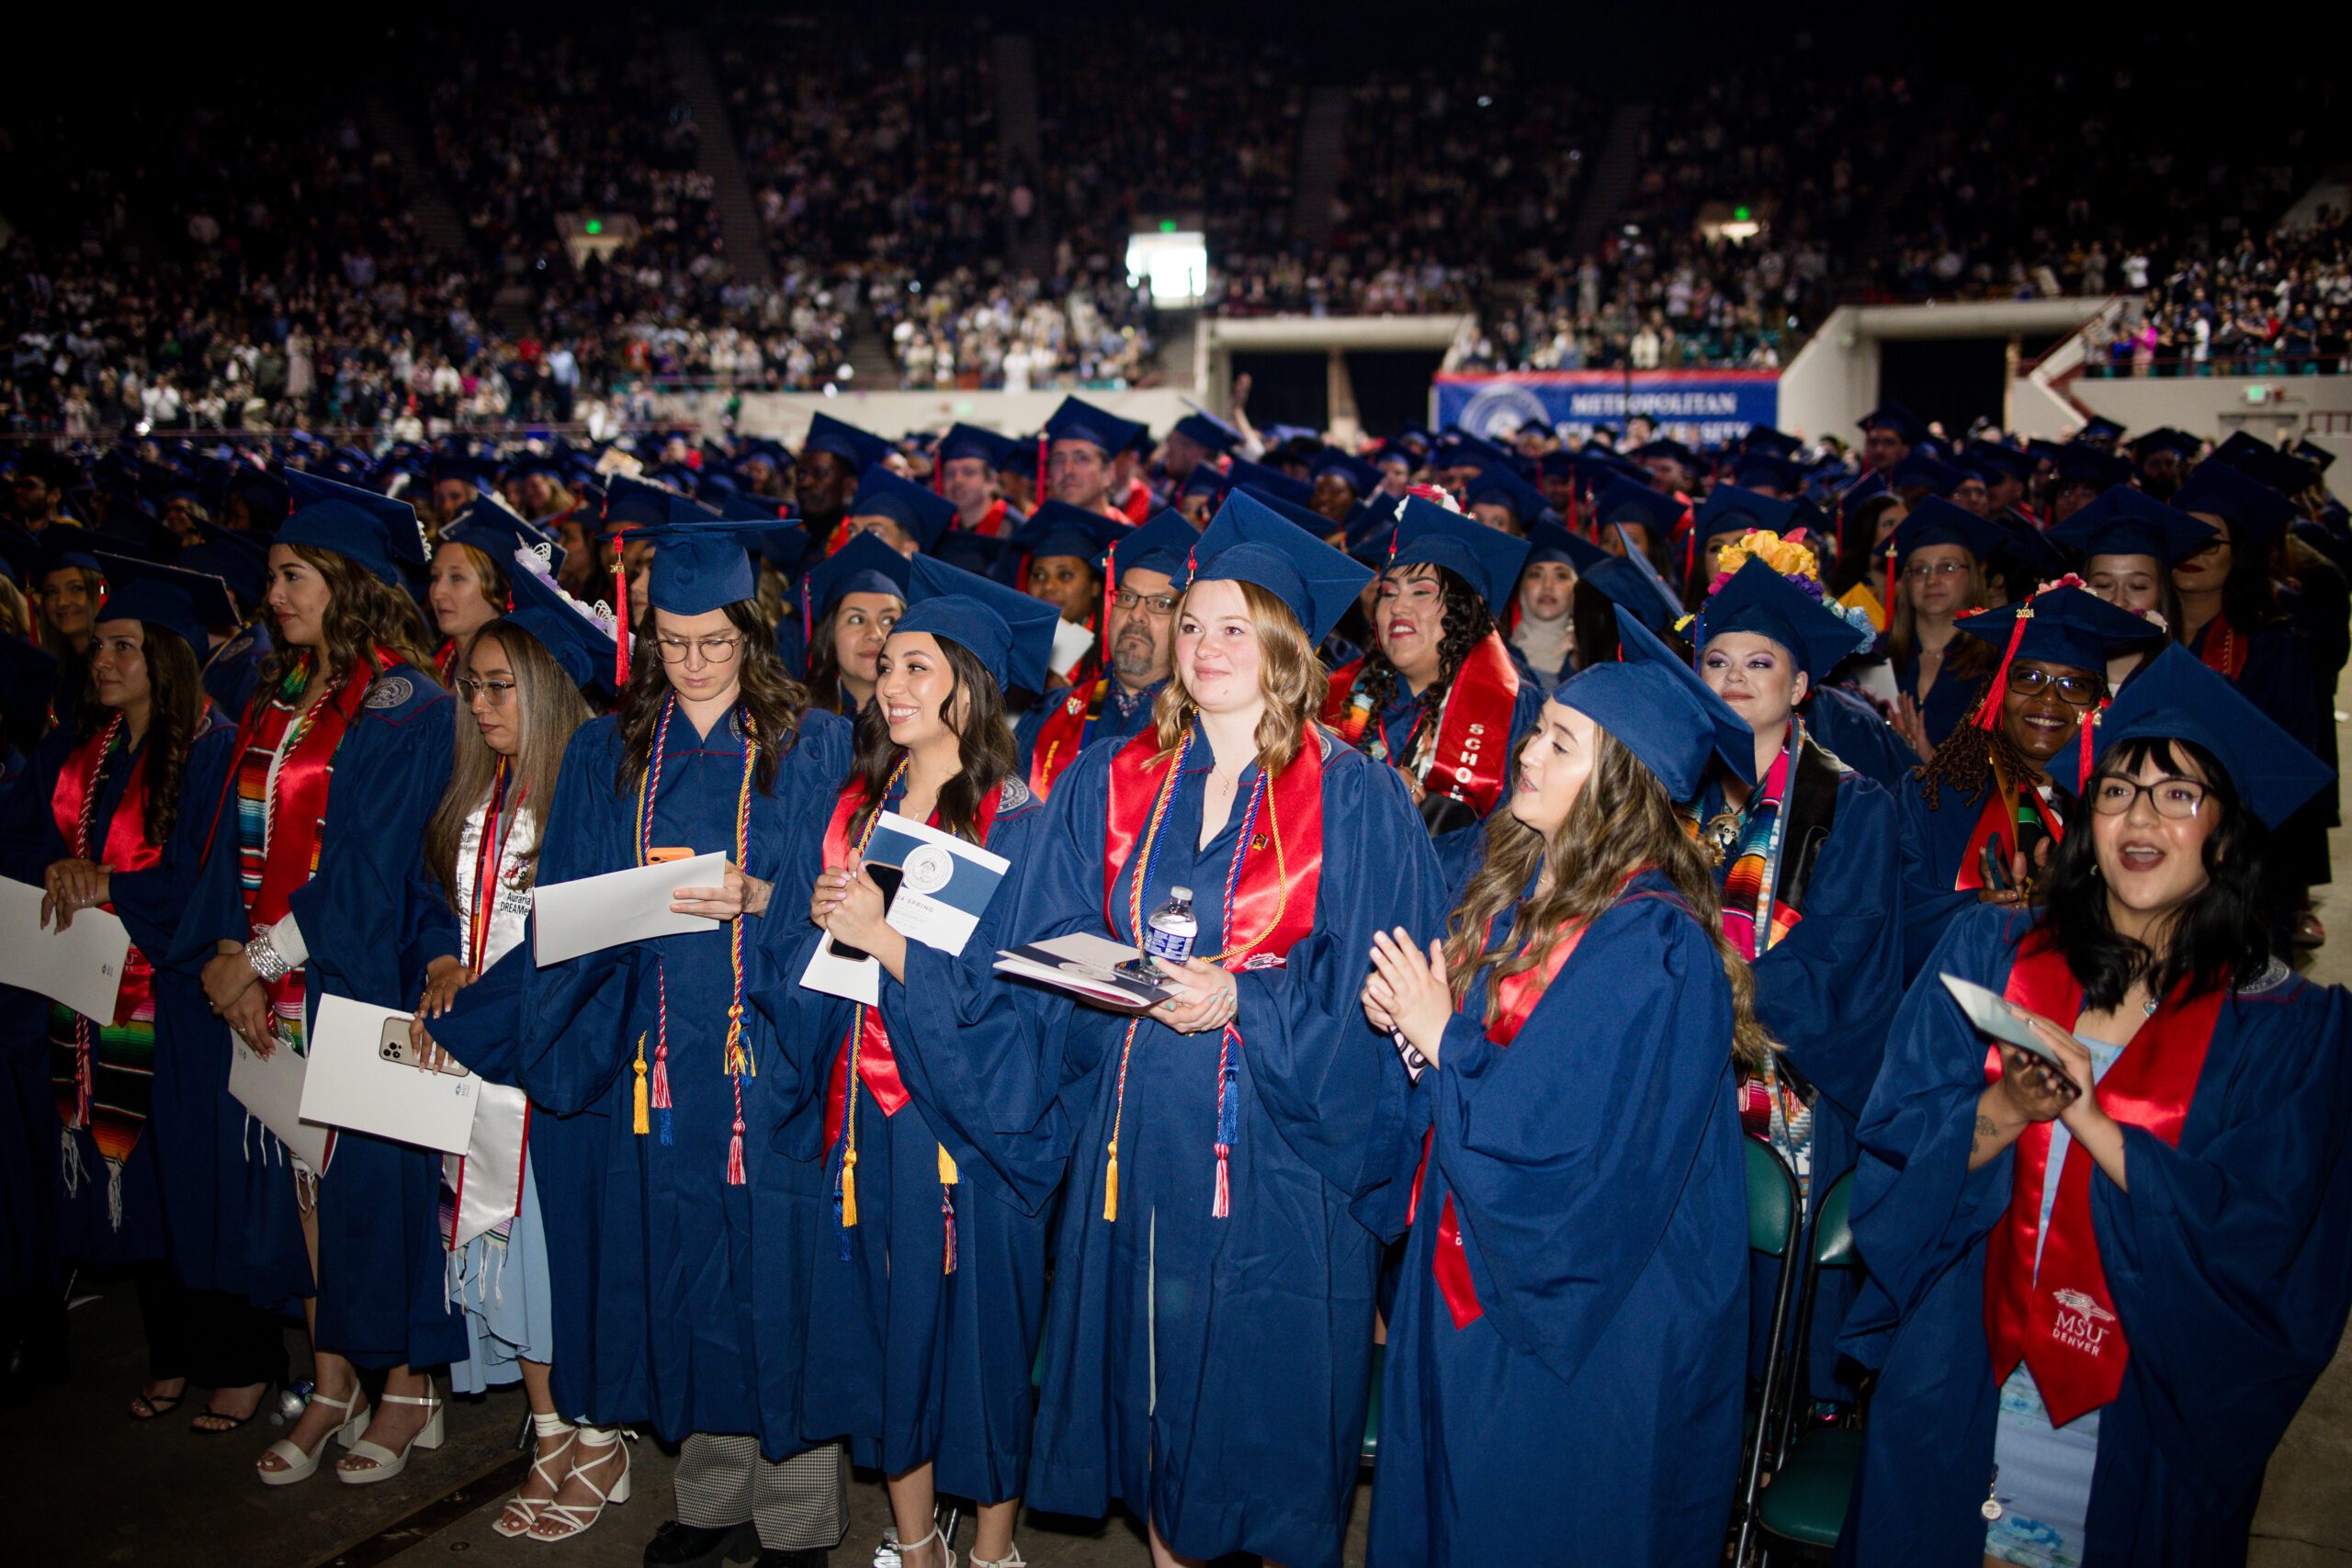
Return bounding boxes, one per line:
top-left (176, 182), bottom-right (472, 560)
top-left (1044, 397), bottom-right (1146, 458)
top-left (932, 529), bottom-right (1015, 581)
top-left (1885, 496), bottom-right (2008, 565)
top-left (2211, 432), bottom-right (2323, 498)
top-left (1181, 463), bottom-right (1228, 500)
top-left (500, 555), bottom-right (621, 695)
top-left (1953, 583), bottom-right (2161, 675)
top-left (279, 471), bottom-right (431, 585)
top-left (1889, 452), bottom-right (1966, 497)
top-left (2291, 438), bottom-right (2335, 475)
top-left (2077, 415), bottom-right (2126, 446)
top-left (1730, 453), bottom-right (1805, 495)
top-left (636, 519), bottom-right (803, 616)
top-left (1555, 612), bottom-right (1755, 796)
top-left (1694, 558), bottom-right (1871, 683)
top-left (1742, 426), bottom-right (1805, 459)
top-left (93, 497), bottom-right (180, 563)
top-left (1011, 502), bottom-right (1126, 567)
top-left (937, 423), bottom-right (1020, 470)
top-left (1308, 447), bottom-right (1380, 496)
top-left (1857, 402), bottom-right (1928, 446)
top-left (2091, 644), bottom-right (2332, 829)
top-left (1171, 412), bottom-right (1242, 454)
top-left (2130, 428), bottom-right (2201, 462)
top-left (2172, 461), bottom-right (2298, 551)
top-left (1113, 512), bottom-right (1201, 580)
top-left (801, 532), bottom-right (913, 622)
top-left (734, 438), bottom-right (795, 475)
top-left (1628, 438), bottom-right (1701, 474)
top-left (849, 468), bottom-right (956, 552)
top-left (2048, 444), bottom-right (2135, 492)
top-left (894, 555), bottom-right (1061, 694)
top-left (802, 412), bottom-right (893, 473)
top-left (1523, 519), bottom-right (1607, 574)
top-left (1240, 484), bottom-right (1350, 541)
top-left (696, 470), bottom-right (743, 502)
top-left (180, 521), bottom-right (268, 606)
top-left (1590, 479), bottom-right (1685, 537)
top-left (1463, 465), bottom-right (1547, 525)
top-left (1220, 457), bottom-right (1312, 510)
top-left (1692, 485), bottom-right (1799, 543)
top-left (1610, 526), bottom-right (1687, 624)
top-left (1183, 491), bottom-right (1374, 647)
top-left (712, 493), bottom-right (810, 575)
top-left (506, 451), bottom-right (565, 481)
top-left (2047, 486), bottom-right (2216, 565)
top-left (89, 552), bottom-right (238, 654)
top-left (1388, 496), bottom-right (1533, 613)
top-left (604, 475), bottom-right (719, 533)
top-left (446, 496), bottom-right (565, 578)
top-left (1966, 443), bottom-right (2034, 486)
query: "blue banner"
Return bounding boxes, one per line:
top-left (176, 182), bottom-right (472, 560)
top-left (1433, 370), bottom-right (1781, 448)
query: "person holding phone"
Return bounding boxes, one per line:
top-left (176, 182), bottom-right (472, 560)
top-left (779, 557), bottom-right (1060, 1568)
top-left (400, 552), bottom-right (614, 1539)
top-left (1838, 643), bottom-right (2352, 1566)
top-left (1896, 584), bottom-right (2162, 980)
top-left (999, 492), bottom-right (1446, 1568)
top-left (1879, 500), bottom-right (2003, 761)
top-left (173, 471), bottom-right (456, 1486)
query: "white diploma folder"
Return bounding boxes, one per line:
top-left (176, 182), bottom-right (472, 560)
top-left (798, 812), bottom-right (1011, 1006)
top-left (299, 994), bottom-right (481, 1155)
top-left (227, 1035), bottom-right (333, 1170)
top-left (531, 852), bottom-right (725, 965)
top-left (0, 877), bottom-right (132, 1023)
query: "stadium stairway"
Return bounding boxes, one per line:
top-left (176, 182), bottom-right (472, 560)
top-left (1293, 85), bottom-right (1349, 254)
top-left (662, 28), bottom-right (774, 288)
top-left (356, 92), bottom-right (474, 265)
top-left (1567, 102), bottom-right (1653, 254)
top-left (992, 33), bottom-right (1054, 280)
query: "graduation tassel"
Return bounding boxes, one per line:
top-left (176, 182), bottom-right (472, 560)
top-left (1976, 604), bottom-right (2033, 731)
top-left (2078, 699), bottom-right (2105, 796)
top-left (840, 1148), bottom-right (858, 1226)
top-left (632, 1033), bottom-right (650, 1135)
top-left (1102, 1020), bottom-right (1140, 1222)
top-left (1211, 1026), bottom-right (1239, 1220)
top-left (1102, 1143), bottom-right (1119, 1224)
top-left (727, 1117), bottom-right (747, 1186)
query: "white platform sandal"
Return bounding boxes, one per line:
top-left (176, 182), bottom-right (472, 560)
top-left (495, 1412), bottom-right (577, 1538)
top-left (255, 1386), bottom-right (371, 1486)
top-left (335, 1382), bottom-right (446, 1484)
top-left (970, 1548), bottom-right (1025, 1568)
top-left (529, 1425), bottom-right (633, 1540)
top-left (897, 1526), bottom-right (958, 1568)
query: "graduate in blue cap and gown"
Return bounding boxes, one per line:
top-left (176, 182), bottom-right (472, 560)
top-left (798, 412), bottom-right (895, 556)
top-left (1896, 585), bottom-right (2163, 981)
top-left (1007, 501), bottom-right (1125, 651)
top-left (1589, 477), bottom-right (1685, 575)
top-left (1363, 612), bottom-right (1761, 1568)
top-left (172, 469), bottom-right (459, 1483)
top-left (1836, 643), bottom-right (2352, 1568)
top-left (773, 558), bottom-right (1063, 1568)
top-left (1879, 498), bottom-right (2010, 758)
top-left (937, 423), bottom-right (1025, 538)
top-left (1008, 491), bottom-right (1447, 1568)
top-left (1503, 521), bottom-right (1588, 687)
top-left (1016, 511), bottom-right (1194, 797)
top-left (428, 495), bottom-right (560, 683)
top-left (2048, 487), bottom-right (2214, 683)
top-left (797, 534), bottom-right (913, 716)
top-left (436, 511), bottom-right (855, 1555)
top-left (846, 466), bottom-right (957, 561)
top-left (0, 556), bottom-right (281, 1422)
top-left (1325, 494), bottom-right (1542, 877)
top-left (1043, 398), bottom-right (1148, 521)
top-left (1685, 549), bottom-right (1901, 1399)
top-left (182, 521), bottom-right (276, 719)
top-left (393, 550), bottom-right (624, 1540)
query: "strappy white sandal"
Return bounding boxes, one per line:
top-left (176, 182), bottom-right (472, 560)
top-left (255, 1385), bottom-right (370, 1486)
top-left (897, 1526), bottom-right (958, 1568)
top-left (335, 1382), bottom-right (445, 1484)
top-left (529, 1425), bottom-right (632, 1540)
top-left (495, 1412), bottom-right (576, 1538)
top-left (970, 1548), bottom-right (1024, 1568)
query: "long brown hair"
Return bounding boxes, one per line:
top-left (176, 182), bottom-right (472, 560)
top-left (615, 600), bottom-right (810, 795)
top-left (1441, 721), bottom-right (1771, 1067)
top-left (1885, 554), bottom-right (1992, 671)
top-left (258, 545), bottom-right (436, 694)
top-left (423, 622), bottom-right (593, 908)
top-left (1149, 578), bottom-right (1326, 776)
top-left (80, 621), bottom-right (205, 846)
top-left (843, 635), bottom-right (1016, 845)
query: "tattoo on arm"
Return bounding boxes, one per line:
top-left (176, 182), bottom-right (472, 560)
top-left (1973, 1113), bottom-right (2003, 1155)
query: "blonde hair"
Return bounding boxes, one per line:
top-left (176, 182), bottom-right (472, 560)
top-left (1149, 577), bottom-right (1327, 775)
top-left (1440, 722), bottom-right (1772, 1068)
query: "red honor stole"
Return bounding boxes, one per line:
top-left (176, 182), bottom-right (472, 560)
top-left (1953, 764), bottom-right (2063, 892)
top-left (1323, 658), bottom-right (1372, 745)
top-left (1026, 664), bottom-right (1106, 799)
top-left (1981, 931), bottom-right (2224, 1426)
top-left (1094, 728), bottom-right (1326, 1221)
top-left (2195, 615), bottom-right (2248, 680)
top-left (1322, 638), bottom-right (1520, 817)
top-left (50, 715), bottom-right (166, 1142)
top-left (820, 776), bottom-right (1003, 1238)
top-left (235, 654), bottom-right (384, 931)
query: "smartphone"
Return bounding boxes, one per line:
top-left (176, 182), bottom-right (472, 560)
top-left (825, 863), bottom-right (906, 964)
top-left (378, 1017), bottom-right (469, 1077)
top-left (645, 846), bottom-right (695, 864)
top-left (1980, 832), bottom-right (2012, 893)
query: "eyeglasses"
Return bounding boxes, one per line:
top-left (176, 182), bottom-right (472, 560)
top-left (457, 676), bottom-right (517, 705)
top-left (655, 634), bottom-right (742, 665)
top-left (1904, 560), bottom-right (1969, 581)
top-left (2090, 776), bottom-right (2210, 819)
top-left (1113, 590), bottom-right (1182, 615)
top-left (2005, 667), bottom-right (2101, 706)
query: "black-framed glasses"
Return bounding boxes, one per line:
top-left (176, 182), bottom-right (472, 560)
top-left (655, 634), bottom-right (742, 665)
top-left (2006, 667), bottom-right (2102, 706)
top-left (2089, 776), bottom-right (2210, 819)
top-left (457, 676), bottom-right (517, 705)
top-left (1113, 590), bottom-right (1182, 615)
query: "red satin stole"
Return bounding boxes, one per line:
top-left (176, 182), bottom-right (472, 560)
top-left (1419, 632), bottom-right (1521, 817)
top-left (820, 779), bottom-right (1004, 1152)
top-left (1321, 658), bottom-right (1370, 742)
top-left (240, 655), bottom-right (383, 930)
top-left (2194, 616), bottom-right (2248, 680)
top-left (51, 719), bottom-right (165, 1026)
top-left (1981, 931), bottom-right (2222, 1426)
top-left (1025, 661), bottom-right (1106, 799)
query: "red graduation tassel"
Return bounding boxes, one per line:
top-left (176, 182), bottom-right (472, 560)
top-left (1212, 1145), bottom-right (1231, 1218)
top-left (942, 1187), bottom-right (957, 1275)
top-left (612, 524), bottom-right (634, 687)
top-left (1035, 433), bottom-right (1049, 509)
top-left (2078, 698), bottom-right (2105, 795)
top-left (1976, 605), bottom-right (2034, 731)
top-left (1882, 542), bottom-right (1898, 623)
top-left (727, 1114), bottom-right (747, 1186)
top-left (650, 1045), bottom-right (672, 1110)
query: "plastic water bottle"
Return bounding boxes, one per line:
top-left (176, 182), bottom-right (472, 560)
top-left (272, 1379), bottom-right (314, 1427)
top-left (1143, 886), bottom-right (1198, 964)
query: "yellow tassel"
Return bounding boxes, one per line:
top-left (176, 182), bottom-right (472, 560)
top-left (632, 1034), bottom-right (650, 1136)
top-left (1102, 1143), bottom-right (1120, 1222)
top-left (841, 1152), bottom-right (859, 1227)
top-left (938, 1144), bottom-right (958, 1186)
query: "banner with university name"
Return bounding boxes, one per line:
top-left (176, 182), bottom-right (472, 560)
top-left (1433, 369), bottom-right (1781, 448)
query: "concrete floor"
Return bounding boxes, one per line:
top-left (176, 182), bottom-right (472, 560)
top-left (15, 720), bottom-right (2352, 1568)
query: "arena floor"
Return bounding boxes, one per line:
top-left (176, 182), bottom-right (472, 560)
top-left (15, 716), bottom-right (2352, 1568)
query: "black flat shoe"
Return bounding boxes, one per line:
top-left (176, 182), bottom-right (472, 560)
top-left (644, 1519), bottom-right (742, 1568)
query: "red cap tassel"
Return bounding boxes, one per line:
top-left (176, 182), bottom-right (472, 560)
top-left (727, 1114), bottom-right (747, 1186)
top-left (1212, 1145), bottom-right (1231, 1219)
top-left (1882, 543), bottom-right (1898, 625)
top-left (1976, 606), bottom-right (2034, 731)
top-left (2078, 698), bottom-right (2105, 795)
top-left (612, 524), bottom-right (634, 686)
top-left (942, 1188), bottom-right (957, 1275)
top-left (650, 1043), bottom-right (672, 1110)
top-left (1035, 434), bottom-right (1048, 509)
top-left (1098, 537), bottom-right (1118, 671)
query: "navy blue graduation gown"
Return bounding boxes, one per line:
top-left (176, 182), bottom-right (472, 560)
top-left (1894, 772), bottom-right (2074, 985)
top-left (173, 664), bottom-right (459, 1366)
top-left (1013, 728), bottom-right (1447, 1568)
top-left (1805, 682), bottom-right (1920, 793)
top-left (1894, 652), bottom-right (1974, 750)
top-left (0, 719), bottom-right (237, 1266)
top-left (1367, 867), bottom-right (1749, 1567)
top-left (758, 774), bottom-right (1066, 1503)
top-left (201, 621), bottom-right (271, 722)
top-left (492, 705), bottom-right (850, 1448)
top-left (1012, 674), bottom-right (1165, 784)
top-left (1835, 907), bottom-right (2352, 1567)
top-left (1365, 676), bottom-right (1544, 886)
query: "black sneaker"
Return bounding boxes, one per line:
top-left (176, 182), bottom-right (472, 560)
top-left (644, 1519), bottom-right (743, 1567)
top-left (752, 1551), bottom-right (829, 1568)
